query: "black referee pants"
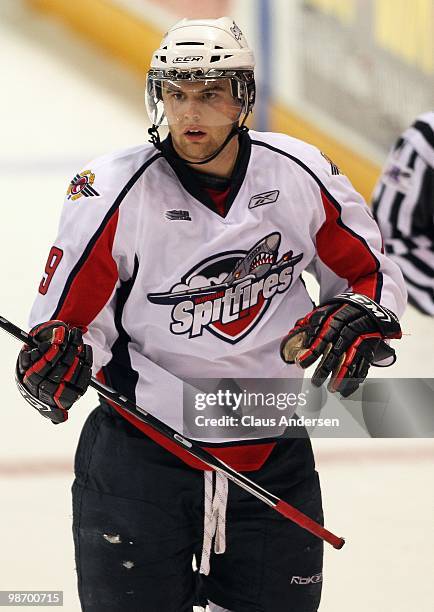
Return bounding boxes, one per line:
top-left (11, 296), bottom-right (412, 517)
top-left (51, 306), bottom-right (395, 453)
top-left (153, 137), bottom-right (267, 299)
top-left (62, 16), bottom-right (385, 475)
top-left (72, 403), bottom-right (324, 611)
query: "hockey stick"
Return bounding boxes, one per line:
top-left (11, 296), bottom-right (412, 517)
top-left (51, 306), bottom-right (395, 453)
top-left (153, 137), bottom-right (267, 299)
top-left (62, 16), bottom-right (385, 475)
top-left (0, 314), bottom-right (345, 550)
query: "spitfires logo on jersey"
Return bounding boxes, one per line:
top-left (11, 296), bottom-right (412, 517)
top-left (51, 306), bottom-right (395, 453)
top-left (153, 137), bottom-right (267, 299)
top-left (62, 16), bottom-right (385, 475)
top-left (67, 170), bottom-right (100, 201)
top-left (147, 233), bottom-right (303, 344)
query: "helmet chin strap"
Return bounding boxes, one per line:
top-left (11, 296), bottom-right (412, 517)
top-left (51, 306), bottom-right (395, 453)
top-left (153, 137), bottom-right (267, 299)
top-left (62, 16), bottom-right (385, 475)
top-left (148, 118), bottom-right (249, 166)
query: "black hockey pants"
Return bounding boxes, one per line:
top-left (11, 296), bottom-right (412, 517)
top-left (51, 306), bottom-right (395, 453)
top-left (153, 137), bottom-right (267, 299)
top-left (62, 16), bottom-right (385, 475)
top-left (72, 402), bottom-right (323, 611)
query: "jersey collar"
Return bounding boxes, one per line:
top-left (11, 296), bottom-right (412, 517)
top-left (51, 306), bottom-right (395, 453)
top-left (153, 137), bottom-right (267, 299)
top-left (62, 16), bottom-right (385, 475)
top-left (159, 131), bottom-right (252, 218)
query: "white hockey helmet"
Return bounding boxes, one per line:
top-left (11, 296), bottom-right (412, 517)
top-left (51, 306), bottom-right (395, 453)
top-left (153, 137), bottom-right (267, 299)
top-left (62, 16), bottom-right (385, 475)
top-left (146, 17), bottom-right (256, 129)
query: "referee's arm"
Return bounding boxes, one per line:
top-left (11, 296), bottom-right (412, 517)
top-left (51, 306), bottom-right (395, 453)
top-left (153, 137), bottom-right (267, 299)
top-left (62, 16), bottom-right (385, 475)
top-left (372, 118), bottom-right (434, 316)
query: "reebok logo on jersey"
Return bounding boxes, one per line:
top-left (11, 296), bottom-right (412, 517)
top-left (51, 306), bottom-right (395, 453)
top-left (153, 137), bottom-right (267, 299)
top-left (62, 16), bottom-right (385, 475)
top-left (291, 572), bottom-right (323, 585)
top-left (248, 190), bottom-right (280, 209)
top-left (147, 232), bottom-right (303, 344)
top-left (165, 210), bottom-right (192, 221)
top-left (67, 170), bottom-right (100, 201)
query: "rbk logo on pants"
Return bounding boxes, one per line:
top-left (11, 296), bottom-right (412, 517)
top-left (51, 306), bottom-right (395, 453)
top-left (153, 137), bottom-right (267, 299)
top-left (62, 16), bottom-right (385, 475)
top-left (291, 572), bottom-right (323, 585)
top-left (147, 233), bottom-right (303, 344)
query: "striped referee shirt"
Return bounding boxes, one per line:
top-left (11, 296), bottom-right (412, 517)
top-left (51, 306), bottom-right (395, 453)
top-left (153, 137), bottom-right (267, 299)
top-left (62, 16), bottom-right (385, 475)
top-left (372, 112), bottom-right (434, 315)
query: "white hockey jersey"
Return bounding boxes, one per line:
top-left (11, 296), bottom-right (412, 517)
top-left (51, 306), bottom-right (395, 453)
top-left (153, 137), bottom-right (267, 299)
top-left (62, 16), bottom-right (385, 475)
top-left (29, 130), bottom-right (407, 469)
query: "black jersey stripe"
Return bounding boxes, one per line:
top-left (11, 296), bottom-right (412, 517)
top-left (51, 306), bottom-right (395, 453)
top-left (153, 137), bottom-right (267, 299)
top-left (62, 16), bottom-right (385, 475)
top-left (388, 191), bottom-right (405, 239)
top-left (371, 182), bottom-right (385, 218)
top-left (413, 120), bottom-right (434, 149)
top-left (102, 255), bottom-right (140, 405)
top-left (411, 165), bottom-right (434, 236)
top-left (400, 251), bottom-right (434, 278)
top-left (407, 292), bottom-right (434, 315)
top-left (402, 273), bottom-right (434, 299)
top-left (374, 272), bottom-right (384, 306)
top-left (393, 137), bottom-right (404, 153)
top-left (385, 236), bottom-right (418, 252)
top-left (251, 139), bottom-right (383, 302)
top-left (408, 149), bottom-right (418, 169)
top-left (52, 152), bottom-right (162, 320)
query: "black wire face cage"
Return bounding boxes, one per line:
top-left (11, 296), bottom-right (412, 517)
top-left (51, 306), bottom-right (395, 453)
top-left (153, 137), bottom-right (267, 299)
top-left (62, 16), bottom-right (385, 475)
top-left (146, 68), bottom-right (256, 128)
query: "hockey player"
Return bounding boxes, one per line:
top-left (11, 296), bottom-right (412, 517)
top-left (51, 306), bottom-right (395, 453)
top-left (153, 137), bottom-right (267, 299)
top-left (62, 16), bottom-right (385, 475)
top-left (16, 17), bottom-right (406, 612)
top-left (372, 112), bottom-right (434, 315)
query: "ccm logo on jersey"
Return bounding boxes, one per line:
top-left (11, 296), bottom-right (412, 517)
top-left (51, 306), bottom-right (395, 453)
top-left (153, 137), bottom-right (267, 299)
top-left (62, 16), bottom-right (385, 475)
top-left (248, 190), bottom-right (280, 209)
top-left (147, 232), bottom-right (303, 344)
top-left (291, 573), bottom-right (323, 585)
top-left (173, 56), bottom-right (204, 63)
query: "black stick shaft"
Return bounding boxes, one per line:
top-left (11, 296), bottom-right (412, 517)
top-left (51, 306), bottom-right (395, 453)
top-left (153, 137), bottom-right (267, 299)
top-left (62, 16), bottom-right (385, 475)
top-left (0, 313), bottom-right (344, 549)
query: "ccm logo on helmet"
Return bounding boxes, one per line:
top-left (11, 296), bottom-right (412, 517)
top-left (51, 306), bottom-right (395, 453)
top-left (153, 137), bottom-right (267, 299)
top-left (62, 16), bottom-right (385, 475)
top-left (173, 56), bottom-right (204, 64)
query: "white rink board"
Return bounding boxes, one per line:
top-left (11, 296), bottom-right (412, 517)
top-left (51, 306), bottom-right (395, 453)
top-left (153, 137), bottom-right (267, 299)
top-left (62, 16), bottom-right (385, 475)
top-left (0, 2), bottom-right (433, 611)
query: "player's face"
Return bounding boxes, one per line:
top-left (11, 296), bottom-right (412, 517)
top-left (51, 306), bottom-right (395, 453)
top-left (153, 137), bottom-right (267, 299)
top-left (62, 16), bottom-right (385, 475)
top-left (162, 79), bottom-right (242, 162)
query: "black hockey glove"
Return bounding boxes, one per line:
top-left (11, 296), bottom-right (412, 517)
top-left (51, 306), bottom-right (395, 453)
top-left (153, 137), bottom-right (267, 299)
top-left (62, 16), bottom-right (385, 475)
top-left (280, 293), bottom-right (402, 397)
top-left (16, 321), bottom-right (93, 423)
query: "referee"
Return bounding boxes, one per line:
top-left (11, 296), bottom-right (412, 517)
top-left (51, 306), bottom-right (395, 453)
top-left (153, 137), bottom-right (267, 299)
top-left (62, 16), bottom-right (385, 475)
top-left (372, 112), bottom-right (434, 315)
